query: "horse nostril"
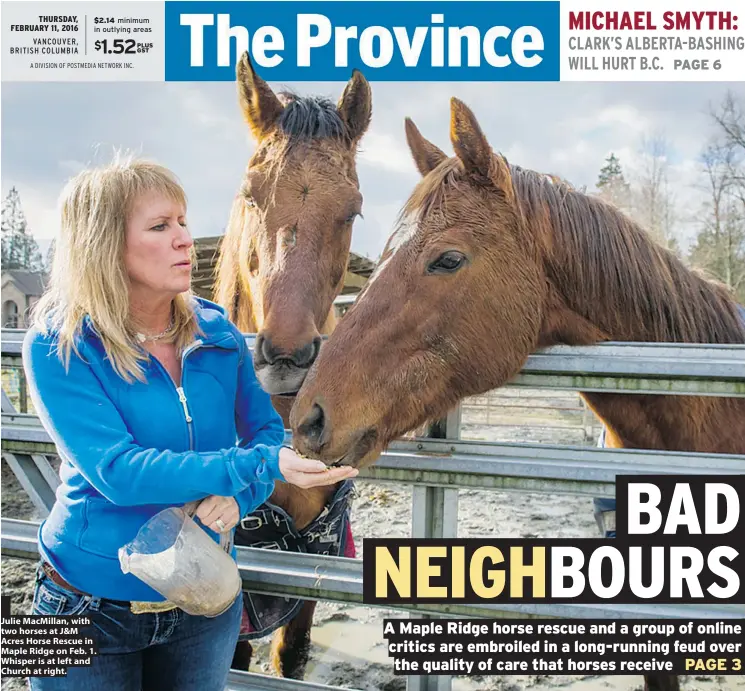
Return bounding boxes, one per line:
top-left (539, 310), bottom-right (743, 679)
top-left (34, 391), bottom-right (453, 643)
top-left (256, 333), bottom-right (281, 365)
top-left (297, 401), bottom-right (330, 449)
top-left (255, 333), bottom-right (321, 369)
top-left (292, 337), bottom-right (322, 368)
top-left (253, 334), bottom-right (264, 362)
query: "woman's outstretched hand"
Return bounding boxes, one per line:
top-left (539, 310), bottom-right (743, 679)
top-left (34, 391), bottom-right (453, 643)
top-left (279, 447), bottom-right (359, 488)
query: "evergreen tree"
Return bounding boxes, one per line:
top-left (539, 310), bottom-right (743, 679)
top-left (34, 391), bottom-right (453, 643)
top-left (1, 187), bottom-right (43, 271)
top-left (44, 239), bottom-right (56, 273)
top-left (596, 153), bottom-right (631, 211)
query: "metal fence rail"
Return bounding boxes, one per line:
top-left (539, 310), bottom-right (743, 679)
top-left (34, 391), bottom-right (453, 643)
top-left (225, 671), bottom-right (356, 691)
top-left (3, 518), bottom-right (741, 622)
top-left (4, 329), bottom-right (744, 396)
top-left (4, 415), bottom-right (744, 519)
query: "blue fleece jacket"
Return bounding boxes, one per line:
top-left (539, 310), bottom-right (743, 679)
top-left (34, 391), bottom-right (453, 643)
top-left (22, 298), bottom-right (286, 602)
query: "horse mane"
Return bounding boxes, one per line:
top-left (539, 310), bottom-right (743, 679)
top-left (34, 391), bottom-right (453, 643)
top-left (213, 195), bottom-right (255, 330)
top-left (214, 94), bottom-right (350, 328)
top-left (406, 157), bottom-right (745, 345)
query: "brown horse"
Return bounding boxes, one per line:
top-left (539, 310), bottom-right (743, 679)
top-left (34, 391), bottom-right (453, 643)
top-left (214, 53), bottom-right (371, 677)
top-left (291, 98), bottom-right (745, 691)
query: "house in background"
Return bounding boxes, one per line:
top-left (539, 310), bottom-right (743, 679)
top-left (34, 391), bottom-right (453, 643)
top-left (2, 270), bottom-right (46, 328)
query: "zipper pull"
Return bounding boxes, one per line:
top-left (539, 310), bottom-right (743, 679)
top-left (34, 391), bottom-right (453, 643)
top-left (176, 386), bottom-right (193, 423)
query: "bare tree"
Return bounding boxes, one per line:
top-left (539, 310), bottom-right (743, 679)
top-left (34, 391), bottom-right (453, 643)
top-left (711, 91), bottom-right (745, 212)
top-left (689, 91), bottom-right (745, 302)
top-left (630, 134), bottom-right (680, 253)
top-left (712, 91), bottom-right (745, 153)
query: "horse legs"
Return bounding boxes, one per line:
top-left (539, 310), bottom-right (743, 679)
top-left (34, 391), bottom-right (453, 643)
top-left (644, 674), bottom-right (679, 691)
top-left (231, 640), bottom-right (254, 671)
top-left (270, 600), bottom-right (317, 679)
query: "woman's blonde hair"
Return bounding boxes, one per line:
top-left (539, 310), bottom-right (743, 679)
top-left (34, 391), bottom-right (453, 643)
top-left (33, 154), bottom-right (199, 383)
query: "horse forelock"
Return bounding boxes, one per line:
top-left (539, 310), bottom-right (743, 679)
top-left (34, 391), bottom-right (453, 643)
top-left (404, 158), bottom-right (463, 220)
top-left (276, 93), bottom-right (347, 143)
top-left (365, 209), bottom-right (422, 289)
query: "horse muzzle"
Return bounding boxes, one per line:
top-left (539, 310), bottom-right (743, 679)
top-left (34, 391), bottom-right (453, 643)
top-left (254, 361), bottom-right (310, 395)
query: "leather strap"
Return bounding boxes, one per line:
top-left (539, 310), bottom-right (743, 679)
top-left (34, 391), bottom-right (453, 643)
top-left (42, 561), bottom-right (88, 596)
top-left (41, 562), bottom-right (132, 606)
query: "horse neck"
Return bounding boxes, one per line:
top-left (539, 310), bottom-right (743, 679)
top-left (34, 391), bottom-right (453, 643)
top-left (535, 196), bottom-right (745, 347)
top-left (530, 193), bottom-right (745, 454)
top-left (540, 263), bottom-right (745, 453)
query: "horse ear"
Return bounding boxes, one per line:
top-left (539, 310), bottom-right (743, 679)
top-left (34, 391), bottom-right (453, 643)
top-left (405, 118), bottom-right (447, 177)
top-left (450, 98), bottom-right (511, 193)
top-left (236, 51), bottom-right (284, 141)
top-left (337, 69), bottom-right (372, 145)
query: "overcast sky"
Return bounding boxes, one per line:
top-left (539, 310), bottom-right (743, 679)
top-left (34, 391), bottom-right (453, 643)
top-left (2, 80), bottom-right (743, 260)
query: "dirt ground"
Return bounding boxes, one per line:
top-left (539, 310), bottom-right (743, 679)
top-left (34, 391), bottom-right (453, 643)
top-left (2, 391), bottom-right (743, 691)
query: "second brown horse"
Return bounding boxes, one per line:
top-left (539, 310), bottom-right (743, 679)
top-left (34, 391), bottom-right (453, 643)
top-left (214, 53), bottom-right (371, 678)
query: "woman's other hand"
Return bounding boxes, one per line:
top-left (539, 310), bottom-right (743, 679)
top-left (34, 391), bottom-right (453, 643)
top-left (195, 495), bottom-right (240, 533)
top-left (279, 447), bottom-right (359, 488)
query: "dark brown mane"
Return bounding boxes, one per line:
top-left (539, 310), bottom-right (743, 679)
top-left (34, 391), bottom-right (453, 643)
top-left (407, 157), bottom-right (745, 345)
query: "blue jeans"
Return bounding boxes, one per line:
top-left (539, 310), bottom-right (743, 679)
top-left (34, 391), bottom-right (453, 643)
top-left (28, 562), bottom-right (242, 691)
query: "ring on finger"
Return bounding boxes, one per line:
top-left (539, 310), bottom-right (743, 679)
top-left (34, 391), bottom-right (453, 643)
top-left (215, 518), bottom-right (226, 532)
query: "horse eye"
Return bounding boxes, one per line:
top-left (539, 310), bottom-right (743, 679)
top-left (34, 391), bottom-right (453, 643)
top-left (244, 196), bottom-right (256, 209)
top-left (344, 212), bottom-right (360, 224)
top-left (427, 251), bottom-right (467, 274)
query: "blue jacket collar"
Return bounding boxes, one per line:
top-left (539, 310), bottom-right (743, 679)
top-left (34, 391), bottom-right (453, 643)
top-left (191, 297), bottom-right (241, 349)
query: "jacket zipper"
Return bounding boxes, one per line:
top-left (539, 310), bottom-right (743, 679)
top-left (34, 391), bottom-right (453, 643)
top-left (178, 339), bottom-right (203, 451)
top-left (150, 339), bottom-right (203, 452)
top-left (176, 386), bottom-right (194, 450)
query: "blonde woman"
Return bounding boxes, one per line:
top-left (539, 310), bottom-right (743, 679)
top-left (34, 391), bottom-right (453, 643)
top-left (22, 157), bottom-right (357, 690)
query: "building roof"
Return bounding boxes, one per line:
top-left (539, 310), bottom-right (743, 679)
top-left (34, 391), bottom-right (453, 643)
top-left (192, 235), bottom-right (375, 298)
top-left (3, 270), bottom-right (47, 297)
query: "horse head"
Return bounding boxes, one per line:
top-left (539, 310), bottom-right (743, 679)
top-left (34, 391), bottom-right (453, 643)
top-left (216, 52), bottom-right (372, 395)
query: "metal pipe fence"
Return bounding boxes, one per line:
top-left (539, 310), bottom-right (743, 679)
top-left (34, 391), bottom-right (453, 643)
top-left (2, 328), bottom-right (744, 691)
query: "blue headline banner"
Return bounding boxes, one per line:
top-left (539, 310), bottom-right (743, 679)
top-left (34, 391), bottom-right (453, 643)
top-left (164, 1), bottom-right (560, 81)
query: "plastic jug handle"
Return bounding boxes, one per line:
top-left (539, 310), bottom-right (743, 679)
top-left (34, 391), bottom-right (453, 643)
top-left (184, 500), bottom-right (233, 555)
